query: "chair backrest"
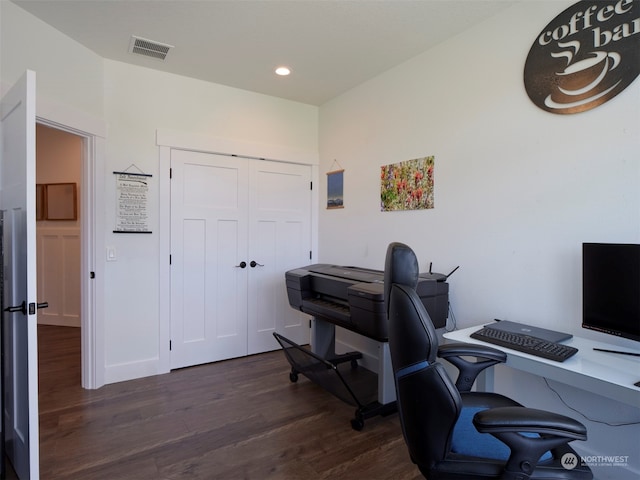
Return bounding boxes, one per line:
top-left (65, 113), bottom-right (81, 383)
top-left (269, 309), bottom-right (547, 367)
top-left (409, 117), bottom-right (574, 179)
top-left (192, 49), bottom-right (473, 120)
top-left (384, 242), bottom-right (462, 469)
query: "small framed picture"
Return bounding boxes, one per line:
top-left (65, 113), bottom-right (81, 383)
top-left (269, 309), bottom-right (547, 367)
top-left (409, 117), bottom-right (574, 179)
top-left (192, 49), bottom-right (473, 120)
top-left (45, 183), bottom-right (77, 221)
top-left (36, 184), bottom-right (45, 221)
top-left (327, 169), bottom-right (344, 209)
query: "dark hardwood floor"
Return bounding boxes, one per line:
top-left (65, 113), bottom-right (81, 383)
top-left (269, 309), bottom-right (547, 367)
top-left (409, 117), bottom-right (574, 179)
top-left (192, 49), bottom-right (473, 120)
top-left (37, 325), bottom-right (422, 479)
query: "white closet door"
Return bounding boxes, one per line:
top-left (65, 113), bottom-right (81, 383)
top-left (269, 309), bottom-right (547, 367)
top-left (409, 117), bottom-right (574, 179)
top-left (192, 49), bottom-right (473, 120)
top-left (170, 150), bottom-right (249, 369)
top-left (170, 149), bottom-right (312, 368)
top-left (247, 160), bottom-right (312, 354)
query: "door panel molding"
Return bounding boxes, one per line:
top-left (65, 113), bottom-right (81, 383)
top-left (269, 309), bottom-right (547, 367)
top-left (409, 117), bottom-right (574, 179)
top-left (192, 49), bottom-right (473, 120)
top-left (36, 227), bottom-right (81, 327)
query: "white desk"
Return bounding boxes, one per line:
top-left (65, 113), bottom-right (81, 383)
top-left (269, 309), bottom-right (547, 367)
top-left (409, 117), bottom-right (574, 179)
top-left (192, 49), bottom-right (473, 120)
top-left (444, 323), bottom-right (640, 409)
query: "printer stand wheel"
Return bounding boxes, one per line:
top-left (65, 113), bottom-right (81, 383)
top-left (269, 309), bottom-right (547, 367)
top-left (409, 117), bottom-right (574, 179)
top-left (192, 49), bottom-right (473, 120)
top-left (289, 370), bottom-right (299, 383)
top-left (350, 412), bottom-right (364, 431)
top-left (350, 417), bottom-right (364, 431)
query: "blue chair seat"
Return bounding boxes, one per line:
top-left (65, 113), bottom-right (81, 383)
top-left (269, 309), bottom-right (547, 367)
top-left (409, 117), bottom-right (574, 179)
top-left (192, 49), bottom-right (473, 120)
top-left (451, 406), bottom-right (552, 461)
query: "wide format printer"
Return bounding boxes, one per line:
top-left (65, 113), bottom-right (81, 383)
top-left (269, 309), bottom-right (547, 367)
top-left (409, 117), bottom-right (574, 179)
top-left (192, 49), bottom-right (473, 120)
top-left (275, 263), bottom-right (450, 430)
top-left (285, 263), bottom-right (449, 339)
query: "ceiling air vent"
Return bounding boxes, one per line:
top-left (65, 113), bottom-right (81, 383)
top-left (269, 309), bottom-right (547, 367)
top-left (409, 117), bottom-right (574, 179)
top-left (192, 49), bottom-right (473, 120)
top-left (128, 35), bottom-right (173, 61)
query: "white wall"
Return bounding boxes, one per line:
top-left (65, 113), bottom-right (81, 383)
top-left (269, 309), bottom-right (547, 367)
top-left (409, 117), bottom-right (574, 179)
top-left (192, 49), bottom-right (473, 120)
top-left (0, 1), bottom-right (104, 117)
top-left (318, 2), bottom-right (639, 478)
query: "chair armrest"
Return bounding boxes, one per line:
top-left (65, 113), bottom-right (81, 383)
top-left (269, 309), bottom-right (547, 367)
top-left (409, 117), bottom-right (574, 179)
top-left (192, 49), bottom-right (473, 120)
top-left (437, 343), bottom-right (506, 392)
top-left (473, 406), bottom-right (588, 480)
top-left (473, 406), bottom-right (587, 438)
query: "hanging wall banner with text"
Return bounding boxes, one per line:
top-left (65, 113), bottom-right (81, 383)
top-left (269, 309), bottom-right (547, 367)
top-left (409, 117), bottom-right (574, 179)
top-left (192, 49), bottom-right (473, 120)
top-left (114, 172), bottom-right (152, 233)
top-left (524, 0), bottom-right (639, 114)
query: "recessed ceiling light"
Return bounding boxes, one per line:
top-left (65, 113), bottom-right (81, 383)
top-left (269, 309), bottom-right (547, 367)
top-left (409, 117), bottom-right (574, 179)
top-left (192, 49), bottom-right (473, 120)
top-left (275, 66), bottom-right (291, 76)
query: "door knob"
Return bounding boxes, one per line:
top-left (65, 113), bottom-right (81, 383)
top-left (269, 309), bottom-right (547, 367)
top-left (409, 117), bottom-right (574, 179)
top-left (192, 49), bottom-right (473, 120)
top-left (4, 301), bottom-right (49, 315)
top-left (250, 261), bottom-right (264, 268)
top-left (29, 302), bottom-right (50, 315)
top-left (4, 301), bottom-right (26, 315)
top-left (235, 261), bottom-right (247, 268)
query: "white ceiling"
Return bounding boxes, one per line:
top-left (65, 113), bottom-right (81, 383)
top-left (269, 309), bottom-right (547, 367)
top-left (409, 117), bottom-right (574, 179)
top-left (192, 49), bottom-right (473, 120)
top-left (13, 0), bottom-right (519, 106)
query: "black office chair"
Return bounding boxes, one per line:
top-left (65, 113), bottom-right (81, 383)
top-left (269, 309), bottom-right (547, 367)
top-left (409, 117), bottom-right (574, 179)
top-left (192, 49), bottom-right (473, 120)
top-left (384, 242), bottom-right (592, 480)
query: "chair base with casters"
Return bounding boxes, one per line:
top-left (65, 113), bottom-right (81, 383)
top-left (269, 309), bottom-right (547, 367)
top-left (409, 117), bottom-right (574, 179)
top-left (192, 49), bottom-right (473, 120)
top-left (384, 242), bottom-right (592, 480)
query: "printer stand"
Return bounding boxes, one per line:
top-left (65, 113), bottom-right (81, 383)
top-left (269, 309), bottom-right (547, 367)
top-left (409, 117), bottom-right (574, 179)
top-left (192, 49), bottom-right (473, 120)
top-left (274, 328), bottom-right (397, 431)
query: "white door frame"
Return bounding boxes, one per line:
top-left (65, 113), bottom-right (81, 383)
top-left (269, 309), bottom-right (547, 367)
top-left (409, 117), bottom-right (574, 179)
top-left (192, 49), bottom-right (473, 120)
top-left (157, 129), bottom-right (319, 374)
top-left (36, 100), bottom-right (106, 389)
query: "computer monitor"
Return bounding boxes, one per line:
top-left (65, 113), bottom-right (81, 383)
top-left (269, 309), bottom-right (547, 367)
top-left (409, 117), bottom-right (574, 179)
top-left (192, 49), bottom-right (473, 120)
top-left (582, 243), bottom-right (640, 342)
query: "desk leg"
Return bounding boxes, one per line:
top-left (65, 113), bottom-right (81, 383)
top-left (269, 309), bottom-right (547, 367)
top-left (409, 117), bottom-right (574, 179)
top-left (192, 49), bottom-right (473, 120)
top-left (476, 367), bottom-right (495, 392)
top-left (378, 342), bottom-right (396, 404)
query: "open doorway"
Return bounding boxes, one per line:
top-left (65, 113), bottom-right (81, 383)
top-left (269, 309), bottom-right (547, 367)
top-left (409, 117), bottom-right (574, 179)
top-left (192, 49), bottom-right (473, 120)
top-left (36, 124), bottom-right (82, 329)
top-left (36, 109), bottom-right (106, 389)
top-left (34, 115), bottom-right (103, 390)
top-left (35, 124), bottom-right (83, 392)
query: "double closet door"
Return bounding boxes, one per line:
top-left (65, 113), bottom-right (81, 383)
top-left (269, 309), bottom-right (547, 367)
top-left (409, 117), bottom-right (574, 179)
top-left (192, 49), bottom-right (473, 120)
top-left (170, 149), bottom-right (311, 369)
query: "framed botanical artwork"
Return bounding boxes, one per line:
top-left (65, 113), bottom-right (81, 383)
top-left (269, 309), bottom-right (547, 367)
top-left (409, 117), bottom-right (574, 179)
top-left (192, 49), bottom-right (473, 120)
top-left (381, 156), bottom-right (434, 212)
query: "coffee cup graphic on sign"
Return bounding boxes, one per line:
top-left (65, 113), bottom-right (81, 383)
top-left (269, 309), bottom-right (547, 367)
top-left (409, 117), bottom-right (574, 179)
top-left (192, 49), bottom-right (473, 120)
top-left (556, 48), bottom-right (620, 94)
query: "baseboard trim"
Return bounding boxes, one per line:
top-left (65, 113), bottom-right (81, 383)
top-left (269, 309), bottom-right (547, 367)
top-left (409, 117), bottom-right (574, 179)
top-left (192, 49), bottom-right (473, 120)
top-left (104, 357), bottom-right (165, 385)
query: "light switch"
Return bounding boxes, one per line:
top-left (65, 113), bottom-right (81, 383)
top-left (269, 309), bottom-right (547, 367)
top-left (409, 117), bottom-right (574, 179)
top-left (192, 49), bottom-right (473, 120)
top-left (106, 246), bottom-right (117, 262)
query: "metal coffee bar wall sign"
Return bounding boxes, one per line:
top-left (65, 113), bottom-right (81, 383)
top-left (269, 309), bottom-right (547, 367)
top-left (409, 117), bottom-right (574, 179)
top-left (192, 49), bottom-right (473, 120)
top-left (524, 0), bottom-right (639, 114)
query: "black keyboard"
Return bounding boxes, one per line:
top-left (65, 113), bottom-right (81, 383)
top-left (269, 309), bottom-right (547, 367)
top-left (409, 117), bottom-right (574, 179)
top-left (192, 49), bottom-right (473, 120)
top-left (470, 326), bottom-right (578, 362)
